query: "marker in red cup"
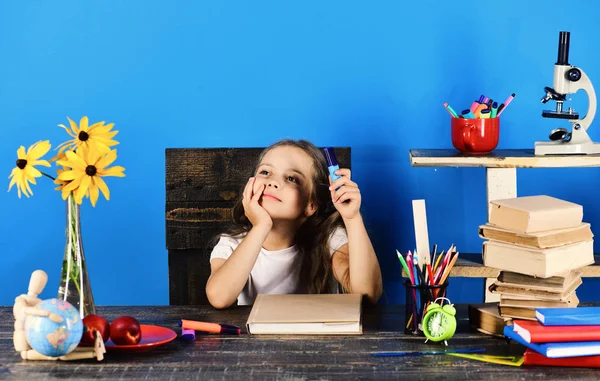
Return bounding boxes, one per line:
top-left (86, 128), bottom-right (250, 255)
top-left (497, 93), bottom-right (516, 116)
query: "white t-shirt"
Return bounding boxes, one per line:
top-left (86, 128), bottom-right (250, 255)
top-left (209, 227), bottom-right (348, 305)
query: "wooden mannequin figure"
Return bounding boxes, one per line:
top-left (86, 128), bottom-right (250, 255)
top-left (14, 270), bottom-right (105, 361)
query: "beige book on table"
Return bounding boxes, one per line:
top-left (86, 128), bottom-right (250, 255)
top-left (488, 275), bottom-right (582, 301)
top-left (499, 306), bottom-right (538, 321)
top-left (497, 270), bottom-right (582, 288)
top-left (500, 293), bottom-right (579, 309)
top-left (482, 239), bottom-right (594, 278)
top-left (246, 294), bottom-right (362, 335)
top-left (478, 223), bottom-right (593, 249)
top-left (468, 303), bottom-right (512, 338)
top-left (488, 195), bottom-right (583, 233)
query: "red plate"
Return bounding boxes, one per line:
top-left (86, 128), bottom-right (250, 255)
top-left (105, 324), bottom-right (177, 353)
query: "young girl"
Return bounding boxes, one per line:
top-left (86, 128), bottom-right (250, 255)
top-left (205, 139), bottom-right (382, 309)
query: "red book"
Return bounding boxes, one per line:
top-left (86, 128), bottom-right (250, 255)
top-left (524, 349), bottom-right (600, 368)
top-left (513, 320), bottom-right (600, 343)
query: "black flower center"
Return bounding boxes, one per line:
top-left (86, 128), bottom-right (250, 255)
top-left (85, 165), bottom-right (97, 176)
top-left (78, 131), bottom-right (89, 141)
top-left (16, 159), bottom-right (27, 169)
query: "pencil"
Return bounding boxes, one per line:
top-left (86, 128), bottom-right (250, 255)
top-left (426, 261), bottom-right (435, 286)
top-left (433, 250), bottom-right (444, 273)
top-left (438, 252), bottom-right (459, 286)
top-left (406, 251), bottom-right (419, 330)
top-left (434, 245), bottom-right (454, 284)
top-left (396, 250), bottom-right (412, 283)
top-left (435, 252), bottom-right (460, 298)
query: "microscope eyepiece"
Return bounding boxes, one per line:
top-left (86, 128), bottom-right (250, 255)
top-left (557, 31), bottom-right (570, 65)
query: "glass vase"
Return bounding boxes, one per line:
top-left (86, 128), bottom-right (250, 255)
top-left (57, 192), bottom-right (96, 318)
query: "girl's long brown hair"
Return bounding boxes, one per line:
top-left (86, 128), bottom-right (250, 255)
top-left (221, 139), bottom-right (345, 294)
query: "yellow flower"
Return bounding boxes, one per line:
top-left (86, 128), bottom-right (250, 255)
top-left (52, 152), bottom-right (70, 191)
top-left (8, 141), bottom-right (51, 198)
top-left (56, 116), bottom-right (119, 155)
top-left (57, 147), bottom-right (125, 207)
top-left (54, 167), bottom-right (68, 191)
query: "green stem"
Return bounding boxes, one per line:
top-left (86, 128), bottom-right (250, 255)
top-left (68, 196), bottom-right (82, 299)
top-left (41, 172), bottom-right (56, 181)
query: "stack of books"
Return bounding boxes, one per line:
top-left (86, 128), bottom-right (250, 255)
top-left (480, 195), bottom-right (595, 321)
top-left (505, 307), bottom-right (600, 368)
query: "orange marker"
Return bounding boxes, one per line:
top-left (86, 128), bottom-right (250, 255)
top-left (473, 103), bottom-right (487, 118)
top-left (179, 319), bottom-right (241, 335)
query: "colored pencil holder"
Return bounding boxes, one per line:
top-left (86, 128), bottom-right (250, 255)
top-left (451, 117), bottom-right (499, 154)
top-left (403, 280), bottom-right (449, 336)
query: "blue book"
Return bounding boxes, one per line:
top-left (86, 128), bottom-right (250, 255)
top-left (536, 307), bottom-right (600, 326)
top-left (504, 325), bottom-right (600, 358)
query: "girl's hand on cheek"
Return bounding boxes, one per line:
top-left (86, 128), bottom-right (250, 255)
top-left (329, 168), bottom-right (361, 220)
top-left (243, 177), bottom-right (272, 229)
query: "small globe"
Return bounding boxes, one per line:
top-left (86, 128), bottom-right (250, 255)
top-left (25, 298), bottom-right (83, 357)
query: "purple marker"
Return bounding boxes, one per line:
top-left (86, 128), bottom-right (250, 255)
top-left (182, 328), bottom-right (195, 341)
top-left (323, 147), bottom-right (341, 183)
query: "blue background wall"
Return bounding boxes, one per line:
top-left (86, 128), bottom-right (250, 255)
top-left (2, 1), bottom-right (599, 306)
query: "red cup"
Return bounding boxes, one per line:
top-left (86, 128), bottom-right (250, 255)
top-left (451, 117), bottom-right (499, 154)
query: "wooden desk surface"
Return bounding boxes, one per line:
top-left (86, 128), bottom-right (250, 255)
top-left (1, 305), bottom-right (597, 380)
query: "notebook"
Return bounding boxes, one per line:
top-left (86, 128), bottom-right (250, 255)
top-left (536, 306), bottom-right (600, 326)
top-left (246, 294), bottom-right (363, 335)
top-left (524, 349), bottom-right (600, 368)
top-left (504, 325), bottom-right (600, 358)
top-left (513, 320), bottom-right (600, 343)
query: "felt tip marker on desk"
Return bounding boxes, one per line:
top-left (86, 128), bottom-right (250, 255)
top-left (323, 147), bottom-right (341, 182)
top-left (179, 319), bottom-right (241, 335)
top-left (182, 328), bottom-right (196, 341)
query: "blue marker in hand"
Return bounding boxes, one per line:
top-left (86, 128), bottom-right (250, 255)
top-left (323, 147), bottom-right (341, 183)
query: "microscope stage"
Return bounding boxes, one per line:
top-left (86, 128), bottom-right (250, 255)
top-left (542, 110), bottom-right (579, 120)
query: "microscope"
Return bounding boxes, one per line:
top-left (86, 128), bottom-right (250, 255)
top-left (535, 31), bottom-right (600, 155)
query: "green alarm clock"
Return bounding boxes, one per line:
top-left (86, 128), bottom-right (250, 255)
top-left (421, 297), bottom-right (457, 345)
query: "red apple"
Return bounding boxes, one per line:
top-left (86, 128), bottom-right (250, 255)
top-left (80, 314), bottom-right (111, 346)
top-left (110, 316), bottom-right (142, 345)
